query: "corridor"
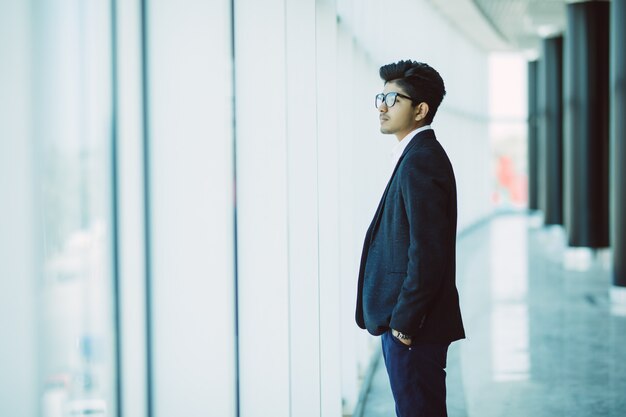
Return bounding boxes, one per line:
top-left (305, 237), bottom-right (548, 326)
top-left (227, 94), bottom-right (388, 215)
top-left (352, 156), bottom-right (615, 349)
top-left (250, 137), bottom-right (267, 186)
top-left (362, 213), bottom-right (626, 417)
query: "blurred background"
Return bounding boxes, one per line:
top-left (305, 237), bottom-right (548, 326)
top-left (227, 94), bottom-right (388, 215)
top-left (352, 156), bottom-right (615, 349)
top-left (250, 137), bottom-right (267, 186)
top-left (1, 0), bottom-right (625, 416)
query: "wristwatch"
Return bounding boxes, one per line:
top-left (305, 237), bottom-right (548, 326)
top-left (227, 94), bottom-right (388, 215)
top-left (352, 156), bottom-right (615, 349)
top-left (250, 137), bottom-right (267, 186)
top-left (392, 329), bottom-right (412, 341)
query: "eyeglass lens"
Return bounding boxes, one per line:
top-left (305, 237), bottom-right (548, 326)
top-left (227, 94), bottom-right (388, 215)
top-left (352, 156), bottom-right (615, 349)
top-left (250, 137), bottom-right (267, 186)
top-left (375, 92), bottom-right (398, 109)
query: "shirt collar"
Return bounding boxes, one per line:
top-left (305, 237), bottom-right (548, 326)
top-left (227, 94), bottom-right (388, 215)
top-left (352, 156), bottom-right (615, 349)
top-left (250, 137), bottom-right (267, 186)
top-left (390, 125), bottom-right (432, 168)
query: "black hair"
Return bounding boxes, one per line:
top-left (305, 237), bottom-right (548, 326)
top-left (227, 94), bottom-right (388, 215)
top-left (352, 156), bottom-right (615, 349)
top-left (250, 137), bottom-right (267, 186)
top-left (379, 60), bottom-right (446, 124)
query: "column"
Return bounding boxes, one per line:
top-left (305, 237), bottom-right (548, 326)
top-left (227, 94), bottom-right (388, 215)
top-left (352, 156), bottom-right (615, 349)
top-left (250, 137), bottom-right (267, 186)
top-left (234, 0), bottom-right (290, 413)
top-left (0, 2), bottom-right (37, 415)
top-left (146, 0), bottom-right (237, 415)
top-left (285, 0), bottom-right (321, 415)
top-left (563, 0), bottom-right (610, 248)
top-left (528, 60), bottom-right (539, 211)
top-left (116, 0), bottom-right (148, 415)
top-left (611, 0), bottom-right (626, 296)
top-left (538, 36), bottom-right (564, 225)
top-left (235, 0), bottom-right (324, 415)
top-left (316, 0), bottom-right (343, 415)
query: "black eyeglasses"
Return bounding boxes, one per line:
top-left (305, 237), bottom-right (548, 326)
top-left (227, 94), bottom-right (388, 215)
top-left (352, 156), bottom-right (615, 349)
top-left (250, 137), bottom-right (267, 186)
top-left (375, 92), bottom-right (413, 109)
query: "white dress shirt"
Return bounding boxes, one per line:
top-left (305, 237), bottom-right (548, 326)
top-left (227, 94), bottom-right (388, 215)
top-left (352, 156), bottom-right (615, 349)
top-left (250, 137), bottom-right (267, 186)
top-left (390, 125), bottom-right (432, 174)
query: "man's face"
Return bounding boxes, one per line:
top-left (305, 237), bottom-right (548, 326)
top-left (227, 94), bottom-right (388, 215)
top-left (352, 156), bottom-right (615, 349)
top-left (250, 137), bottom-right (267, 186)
top-left (378, 81), bottom-right (422, 140)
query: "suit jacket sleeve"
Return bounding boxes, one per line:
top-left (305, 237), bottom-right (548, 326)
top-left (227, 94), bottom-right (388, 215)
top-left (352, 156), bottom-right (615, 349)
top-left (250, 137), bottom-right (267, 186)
top-left (389, 147), bottom-right (452, 335)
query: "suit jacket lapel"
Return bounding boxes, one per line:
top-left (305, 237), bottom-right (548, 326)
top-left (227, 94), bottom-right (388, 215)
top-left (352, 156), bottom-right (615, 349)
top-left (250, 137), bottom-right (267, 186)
top-left (367, 129), bottom-right (434, 243)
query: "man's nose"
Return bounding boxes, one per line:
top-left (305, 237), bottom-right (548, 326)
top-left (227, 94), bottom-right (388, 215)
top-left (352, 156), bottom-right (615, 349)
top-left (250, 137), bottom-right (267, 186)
top-left (379, 102), bottom-right (388, 112)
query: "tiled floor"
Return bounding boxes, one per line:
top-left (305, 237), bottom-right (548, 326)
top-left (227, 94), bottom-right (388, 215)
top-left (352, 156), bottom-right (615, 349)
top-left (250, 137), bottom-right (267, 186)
top-left (361, 213), bottom-right (626, 417)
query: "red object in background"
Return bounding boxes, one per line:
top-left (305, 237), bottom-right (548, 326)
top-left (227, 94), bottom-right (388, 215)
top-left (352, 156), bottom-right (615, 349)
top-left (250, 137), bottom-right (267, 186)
top-left (495, 155), bottom-right (528, 206)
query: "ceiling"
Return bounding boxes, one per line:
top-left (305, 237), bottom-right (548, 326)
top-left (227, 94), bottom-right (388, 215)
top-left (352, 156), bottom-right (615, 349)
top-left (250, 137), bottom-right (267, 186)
top-left (427, 0), bottom-right (573, 57)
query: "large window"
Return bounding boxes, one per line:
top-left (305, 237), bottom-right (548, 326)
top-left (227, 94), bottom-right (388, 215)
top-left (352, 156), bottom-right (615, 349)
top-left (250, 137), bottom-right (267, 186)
top-left (34, 1), bottom-right (118, 415)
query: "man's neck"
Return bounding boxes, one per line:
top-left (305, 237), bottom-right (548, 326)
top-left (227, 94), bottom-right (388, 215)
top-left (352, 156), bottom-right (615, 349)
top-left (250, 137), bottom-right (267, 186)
top-left (395, 122), bottom-right (427, 142)
top-left (395, 124), bottom-right (430, 142)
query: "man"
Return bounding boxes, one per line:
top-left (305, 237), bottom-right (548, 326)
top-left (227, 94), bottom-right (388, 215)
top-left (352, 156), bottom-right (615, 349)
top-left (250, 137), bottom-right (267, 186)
top-left (355, 60), bottom-right (465, 417)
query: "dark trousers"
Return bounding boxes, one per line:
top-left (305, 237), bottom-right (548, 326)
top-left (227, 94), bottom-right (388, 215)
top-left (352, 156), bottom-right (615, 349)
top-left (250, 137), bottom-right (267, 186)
top-left (381, 330), bottom-right (450, 417)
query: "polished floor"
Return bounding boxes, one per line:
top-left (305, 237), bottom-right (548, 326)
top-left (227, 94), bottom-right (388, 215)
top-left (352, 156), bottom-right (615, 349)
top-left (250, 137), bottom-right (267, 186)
top-left (361, 213), bottom-right (626, 417)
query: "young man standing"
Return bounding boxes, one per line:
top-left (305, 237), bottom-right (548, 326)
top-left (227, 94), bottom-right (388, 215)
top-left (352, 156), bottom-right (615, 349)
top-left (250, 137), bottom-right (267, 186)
top-left (355, 60), bottom-right (465, 417)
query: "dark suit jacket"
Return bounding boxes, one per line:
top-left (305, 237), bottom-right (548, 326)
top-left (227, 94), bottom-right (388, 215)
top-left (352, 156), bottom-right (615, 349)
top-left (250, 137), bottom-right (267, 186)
top-left (355, 129), bottom-right (465, 343)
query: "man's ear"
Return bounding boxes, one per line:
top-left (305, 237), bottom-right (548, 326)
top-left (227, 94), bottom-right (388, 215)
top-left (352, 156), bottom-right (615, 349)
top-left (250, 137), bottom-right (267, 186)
top-left (415, 102), bottom-right (430, 122)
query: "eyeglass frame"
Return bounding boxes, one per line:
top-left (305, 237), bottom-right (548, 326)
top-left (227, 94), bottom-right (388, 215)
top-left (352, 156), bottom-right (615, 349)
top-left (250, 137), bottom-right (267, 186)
top-left (375, 91), bottom-right (414, 109)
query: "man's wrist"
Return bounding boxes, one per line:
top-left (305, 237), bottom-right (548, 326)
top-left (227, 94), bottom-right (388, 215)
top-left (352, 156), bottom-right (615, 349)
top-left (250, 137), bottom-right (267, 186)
top-left (391, 329), bottom-right (412, 341)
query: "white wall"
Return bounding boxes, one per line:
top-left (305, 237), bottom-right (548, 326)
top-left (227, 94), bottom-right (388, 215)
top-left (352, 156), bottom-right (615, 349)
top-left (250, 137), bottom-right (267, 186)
top-left (336, 0), bottom-right (492, 231)
top-left (335, 0), bottom-right (492, 411)
top-left (316, 2), bottom-right (343, 415)
top-left (234, 0), bottom-right (343, 416)
top-left (148, 0), bottom-right (491, 415)
top-left (0, 1), bottom-right (493, 416)
top-left (147, 1), bottom-right (237, 416)
top-left (234, 0), bottom-right (291, 415)
top-left (285, 1), bottom-right (322, 414)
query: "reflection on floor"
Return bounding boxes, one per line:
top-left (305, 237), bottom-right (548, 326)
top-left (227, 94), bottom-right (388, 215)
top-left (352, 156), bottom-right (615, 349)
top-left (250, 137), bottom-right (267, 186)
top-left (361, 213), bottom-right (626, 417)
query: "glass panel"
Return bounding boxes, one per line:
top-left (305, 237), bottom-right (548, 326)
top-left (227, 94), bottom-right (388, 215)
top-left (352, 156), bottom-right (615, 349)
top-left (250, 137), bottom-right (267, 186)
top-left (489, 53), bottom-right (528, 209)
top-left (33, 1), bottom-right (117, 416)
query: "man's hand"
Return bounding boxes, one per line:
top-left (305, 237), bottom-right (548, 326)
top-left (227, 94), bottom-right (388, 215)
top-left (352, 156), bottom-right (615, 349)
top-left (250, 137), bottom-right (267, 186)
top-left (391, 329), bottom-right (412, 346)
